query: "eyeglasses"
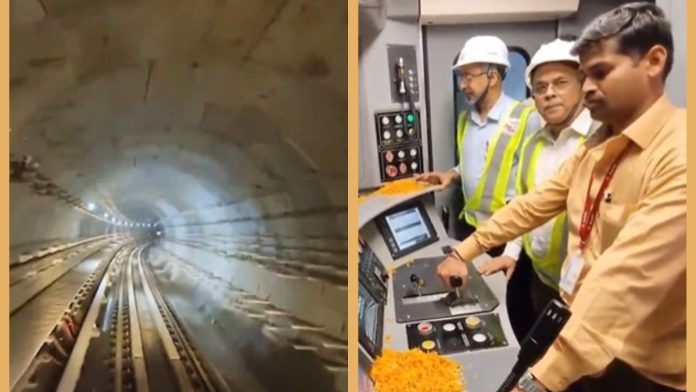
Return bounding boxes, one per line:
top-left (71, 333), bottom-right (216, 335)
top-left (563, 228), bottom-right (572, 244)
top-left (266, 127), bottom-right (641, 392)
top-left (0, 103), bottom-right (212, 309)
top-left (456, 71), bottom-right (488, 85)
top-left (531, 78), bottom-right (575, 96)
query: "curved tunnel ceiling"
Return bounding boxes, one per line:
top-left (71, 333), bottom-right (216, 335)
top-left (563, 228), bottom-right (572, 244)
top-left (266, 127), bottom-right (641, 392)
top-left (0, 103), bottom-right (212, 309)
top-left (11, 0), bottom-right (347, 223)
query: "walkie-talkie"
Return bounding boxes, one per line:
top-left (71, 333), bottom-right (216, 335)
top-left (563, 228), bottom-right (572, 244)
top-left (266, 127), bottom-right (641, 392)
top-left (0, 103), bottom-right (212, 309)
top-left (495, 299), bottom-right (572, 392)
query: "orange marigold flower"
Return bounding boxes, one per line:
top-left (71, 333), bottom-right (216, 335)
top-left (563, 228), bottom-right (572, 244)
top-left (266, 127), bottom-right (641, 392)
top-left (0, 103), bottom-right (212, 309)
top-left (370, 348), bottom-right (465, 392)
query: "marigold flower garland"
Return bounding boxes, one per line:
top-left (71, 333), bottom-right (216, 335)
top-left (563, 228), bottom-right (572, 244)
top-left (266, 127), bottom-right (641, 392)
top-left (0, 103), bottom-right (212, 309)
top-left (370, 348), bottom-right (465, 392)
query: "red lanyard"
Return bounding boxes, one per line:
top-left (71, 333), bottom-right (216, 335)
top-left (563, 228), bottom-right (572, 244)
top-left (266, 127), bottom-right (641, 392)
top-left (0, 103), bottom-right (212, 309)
top-left (579, 148), bottom-right (629, 249)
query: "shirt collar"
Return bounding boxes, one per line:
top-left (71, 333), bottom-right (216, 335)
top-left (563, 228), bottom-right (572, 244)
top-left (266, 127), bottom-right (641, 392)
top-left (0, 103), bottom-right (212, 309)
top-left (622, 94), bottom-right (675, 150)
top-left (584, 94), bottom-right (675, 169)
top-left (470, 93), bottom-right (512, 125)
top-left (539, 108), bottom-right (594, 142)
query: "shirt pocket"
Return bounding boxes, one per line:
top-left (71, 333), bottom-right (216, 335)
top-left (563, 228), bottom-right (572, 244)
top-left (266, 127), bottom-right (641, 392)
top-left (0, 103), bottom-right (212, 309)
top-left (599, 202), bottom-right (638, 252)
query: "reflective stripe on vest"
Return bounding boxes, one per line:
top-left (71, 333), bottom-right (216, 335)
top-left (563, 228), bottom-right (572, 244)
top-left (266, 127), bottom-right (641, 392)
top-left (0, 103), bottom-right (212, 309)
top-left (516, 130), bottom-right (585, 289)
top-left (456, 101), bottom-right (535, 227)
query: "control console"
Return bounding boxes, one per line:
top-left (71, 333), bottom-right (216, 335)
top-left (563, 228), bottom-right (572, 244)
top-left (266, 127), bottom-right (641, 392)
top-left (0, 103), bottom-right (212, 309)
top-left (406, 314), bottom-right (509, 355)
top-left (358, 239), bottom-right (388, 360)
top-left (359, 238), bottom-right (389, 303)
top-left (374, 110), bottom-right (423, 181)
top-left (392, 256), bottom-right (499, 323)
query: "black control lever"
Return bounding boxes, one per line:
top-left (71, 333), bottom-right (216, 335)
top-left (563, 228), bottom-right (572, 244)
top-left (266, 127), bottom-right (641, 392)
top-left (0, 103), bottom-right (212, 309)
top-left (410, 274), bottom-right (424, 286)
top-left (444, 275), bottom-right (476, 307)
top-left (495, 299), bottom-right (572, 392)
top-left (410, 274), bottom-right (425, 296)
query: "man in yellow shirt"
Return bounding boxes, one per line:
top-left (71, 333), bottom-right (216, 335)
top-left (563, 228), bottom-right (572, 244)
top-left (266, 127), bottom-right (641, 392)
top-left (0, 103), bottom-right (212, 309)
top-left (438, 3), bottom-right (685, 392)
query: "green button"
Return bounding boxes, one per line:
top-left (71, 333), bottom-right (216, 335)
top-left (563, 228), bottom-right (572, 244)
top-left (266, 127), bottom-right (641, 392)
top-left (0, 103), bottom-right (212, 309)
top-left (406, 113), bottom-right (415, 123)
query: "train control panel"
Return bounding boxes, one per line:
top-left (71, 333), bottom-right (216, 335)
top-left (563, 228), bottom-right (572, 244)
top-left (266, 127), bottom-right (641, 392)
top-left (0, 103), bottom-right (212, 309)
top-left (358, 187), bottom-right (520, 391)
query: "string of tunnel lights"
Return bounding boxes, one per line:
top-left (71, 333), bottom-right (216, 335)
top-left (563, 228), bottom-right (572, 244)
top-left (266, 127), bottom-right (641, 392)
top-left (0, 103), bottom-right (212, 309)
top-left (86, 201), bottom-right (157, 228)
top-left (9, 154), bottom-right (160, 230)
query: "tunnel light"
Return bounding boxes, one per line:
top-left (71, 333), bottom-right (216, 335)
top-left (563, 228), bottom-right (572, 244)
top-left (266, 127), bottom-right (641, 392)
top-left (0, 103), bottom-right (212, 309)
top-left (87, 203), bottom-right (95, 211)
top-left (156, 231), bottom-right (162, 236)
top-left (104, 213), bottom-right (109, 218)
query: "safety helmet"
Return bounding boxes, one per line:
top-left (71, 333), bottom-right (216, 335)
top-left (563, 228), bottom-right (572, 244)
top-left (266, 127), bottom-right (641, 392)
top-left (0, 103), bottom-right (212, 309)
top-left (525, 38), bottom-right (579, 88)
top-left (452, 35), bottom-right (510, 70)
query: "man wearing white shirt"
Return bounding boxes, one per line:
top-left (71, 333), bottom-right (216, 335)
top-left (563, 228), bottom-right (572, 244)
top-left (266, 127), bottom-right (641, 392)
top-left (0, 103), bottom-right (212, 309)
top-left (479, 38), bottom-right (599, 331)
top-left (417, 35), bottom-right (541, 340)
top-left (416, 35), bottom-right (541, 240)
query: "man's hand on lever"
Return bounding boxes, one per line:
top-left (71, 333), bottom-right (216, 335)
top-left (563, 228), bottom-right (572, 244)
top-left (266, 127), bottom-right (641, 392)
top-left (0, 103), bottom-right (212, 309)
top-left (414, 170), bottom-right (458, 190)
top-left (436, 254), bottom-right (469, 289)
top-left (478, 255), bottom-right (516, 280)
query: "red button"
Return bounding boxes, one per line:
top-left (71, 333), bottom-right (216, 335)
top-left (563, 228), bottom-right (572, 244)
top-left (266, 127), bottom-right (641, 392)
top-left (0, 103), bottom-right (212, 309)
top-left (417, 322), bottom-right (433, 335)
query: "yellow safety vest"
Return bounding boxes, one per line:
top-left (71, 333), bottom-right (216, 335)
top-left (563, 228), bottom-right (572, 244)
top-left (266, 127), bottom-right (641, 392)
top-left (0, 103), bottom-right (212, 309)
top-left (516, 130), bottom-right (586, 289)
top-left (456, 101), bottom-right (535, 227)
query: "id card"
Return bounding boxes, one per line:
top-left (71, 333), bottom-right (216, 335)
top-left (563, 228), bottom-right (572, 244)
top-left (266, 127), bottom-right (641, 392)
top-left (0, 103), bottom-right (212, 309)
top-left (559, 252), bottom-right (585, 295)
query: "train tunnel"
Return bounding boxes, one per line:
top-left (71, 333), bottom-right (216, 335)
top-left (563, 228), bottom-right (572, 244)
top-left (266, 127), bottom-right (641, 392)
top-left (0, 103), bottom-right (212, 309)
top-left (9, 1), bottom-right (347, 391)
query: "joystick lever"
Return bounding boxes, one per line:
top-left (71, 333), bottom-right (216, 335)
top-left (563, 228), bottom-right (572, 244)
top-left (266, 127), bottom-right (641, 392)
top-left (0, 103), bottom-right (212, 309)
top-left (445, 275), bottom-right (476, 307)
top-left (410, 273), bottom-right (425, 296)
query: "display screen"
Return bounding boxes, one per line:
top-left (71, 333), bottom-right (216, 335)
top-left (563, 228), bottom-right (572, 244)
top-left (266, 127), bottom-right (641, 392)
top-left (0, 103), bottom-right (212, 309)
top-left (359, 282), bottom-right (380, 348)
top-left (384, 206), bottom-right (433, 251)
top-left (359, 240), bottom-right (388, 291)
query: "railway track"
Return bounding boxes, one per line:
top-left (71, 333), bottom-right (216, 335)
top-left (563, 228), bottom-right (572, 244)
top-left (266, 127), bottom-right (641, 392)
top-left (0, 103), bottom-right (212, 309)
top-left (10, 237), bottom-right (126, 315)
top-left (13, 242), bottom-right (231, 392)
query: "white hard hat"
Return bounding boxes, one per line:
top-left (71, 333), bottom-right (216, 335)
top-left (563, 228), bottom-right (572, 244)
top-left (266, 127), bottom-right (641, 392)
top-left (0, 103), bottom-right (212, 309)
top-left (525, 39), bottom-right (579, 88)
top-left (452, 36), bottom-right (510, 70)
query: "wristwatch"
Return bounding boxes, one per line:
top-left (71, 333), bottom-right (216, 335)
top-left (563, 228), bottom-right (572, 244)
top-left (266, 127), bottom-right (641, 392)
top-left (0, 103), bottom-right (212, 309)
top-left (517, 370), bottom-right (547, 392)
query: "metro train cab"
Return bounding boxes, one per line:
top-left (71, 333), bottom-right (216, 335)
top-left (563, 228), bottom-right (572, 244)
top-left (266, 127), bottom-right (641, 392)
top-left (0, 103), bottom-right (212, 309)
top-left (358, 0), bottom-right (685, 391)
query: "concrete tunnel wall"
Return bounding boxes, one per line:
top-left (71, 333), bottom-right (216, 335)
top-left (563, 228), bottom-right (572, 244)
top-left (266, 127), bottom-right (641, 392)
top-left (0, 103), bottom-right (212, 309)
top-left (10, 184), bottom-right (113, 258)
top-left (161, 183), bottom-right (348, 339)
top-left (10, 155), bottom-right (348, 389)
